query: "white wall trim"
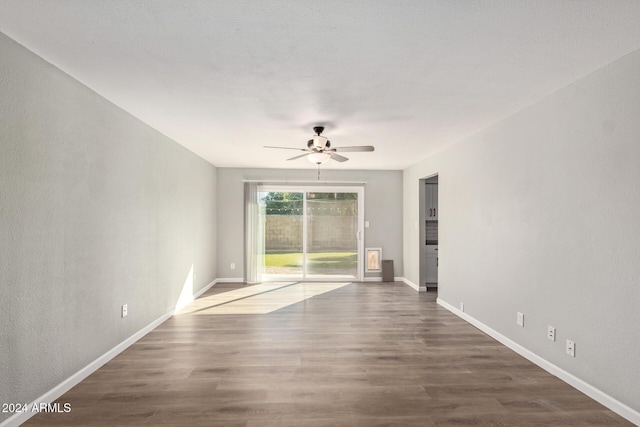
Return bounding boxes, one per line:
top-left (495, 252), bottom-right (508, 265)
top-left (173, 279), bottom-right (219, 312)
top-left (1, 309), bottom-right (173, 427)
top-left (401, 277), bottom-right (419, 291)
top-left (0, 279), bottom-right (219, 427)
top-left (242, 179), bottom-right (367, 184)
top-left (363, 276), bottom-right (405, 283)
top-left (215, 277), bottom-right (245, 283)
top-left (437, 298), bottom-right (640, 426)
top-left (193, 279), bottom-right (218, 299)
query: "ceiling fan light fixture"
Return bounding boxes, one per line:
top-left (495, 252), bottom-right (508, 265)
top-left (307, 152), bottom-right (331, 164)
top-left (264, 125), bottom-right (374, 167)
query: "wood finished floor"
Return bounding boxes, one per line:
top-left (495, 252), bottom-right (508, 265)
top-left (26, 282), bottom-right (632, 426)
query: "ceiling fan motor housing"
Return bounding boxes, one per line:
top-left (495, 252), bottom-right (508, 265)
top-left (311, 126), bottom-right (330, 150)
top-left (312, 136), bottom-right (330, 150)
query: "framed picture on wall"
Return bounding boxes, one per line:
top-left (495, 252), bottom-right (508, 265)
top-left (365, 247), bottom-right (382, 272)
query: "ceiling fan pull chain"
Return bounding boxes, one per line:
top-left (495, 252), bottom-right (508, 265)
top-left (317, 164), bottom-right (320, 181)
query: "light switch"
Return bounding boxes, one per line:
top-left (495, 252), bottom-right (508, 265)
top-left (365, 221), bottom-right (370, 228)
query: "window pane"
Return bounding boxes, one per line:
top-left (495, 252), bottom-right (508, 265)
top-left (261, 192), bottom-right (303, 277)
top-left (305, 192), bottom-right (358, 278)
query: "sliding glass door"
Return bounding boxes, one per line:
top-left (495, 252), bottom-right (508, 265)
top-left (260, 191), bottom-right (304, 277)
top-left (252, 186), bottom-right (363, 281)
top-left (305, 191), bottom-right (359, 278)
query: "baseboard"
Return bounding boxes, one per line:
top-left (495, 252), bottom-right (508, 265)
top-left (0, 279), bottom-right (219, 427)
top-left (215, 277), bottom-right (245, 283)
top-left (1, 308), bottom-right (176, 427)
top-left (401, 277), bottom-right (419, 291)
top-left (193, 279), bottom-right (218, 299)
top-left (436, 298), bottom-right (640, 426)
top-left (363, 276), bottom-right (404, 283)
top-left (174, 279), bottom-right (219, 312)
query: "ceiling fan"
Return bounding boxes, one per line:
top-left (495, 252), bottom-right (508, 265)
top-left (264, 126), bottom-right (375, 165)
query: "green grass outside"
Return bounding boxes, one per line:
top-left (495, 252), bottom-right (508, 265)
top-left (264, 252), bottom-right (357, 269)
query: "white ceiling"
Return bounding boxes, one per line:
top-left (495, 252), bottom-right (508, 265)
top-left (2, 1), bottom-right (640, 170)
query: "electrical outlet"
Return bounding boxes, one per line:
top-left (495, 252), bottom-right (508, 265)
top-left (566, 340), bottom-right (575, 357)
top-left (517, 312), bottom-right (524, 327)
top-left (230, 262), bottom-right (236, 270)
top-left (547, 326), bottom-right (556, 341)
top-left (121, 304), bottom-right (128, 318)
top-left (460, 302), bottom-right (464, 312)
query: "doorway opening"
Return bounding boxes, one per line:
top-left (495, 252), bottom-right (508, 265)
top-left (419, 175), bottom-right (438, 292)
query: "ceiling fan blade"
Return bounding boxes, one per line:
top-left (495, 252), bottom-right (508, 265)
top-left (330, 153), bottom-right (349, 162)
top-left (287, 153), bottom-right (312, 161)
top-left (264, 145), bottom-right (308, 151)
top-left (332, 145), bottom-right (375, 152)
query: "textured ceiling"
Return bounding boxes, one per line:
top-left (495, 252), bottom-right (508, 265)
top-left (2, 1), bottom-right (640, 170)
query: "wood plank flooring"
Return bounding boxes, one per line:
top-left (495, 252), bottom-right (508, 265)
top-left (25, 282), bottom-right (632, 426)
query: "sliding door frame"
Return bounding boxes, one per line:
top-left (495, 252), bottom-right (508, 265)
top-left (258, 185), bottom-right (365, 282)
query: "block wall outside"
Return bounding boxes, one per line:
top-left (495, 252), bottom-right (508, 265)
top-left (265, 215), bottom-right (356, 252)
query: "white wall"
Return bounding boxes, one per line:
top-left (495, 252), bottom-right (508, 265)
top-left (216, 168), bottom-right (403, 280)
top-left (403, 49), bottom-right (640, 414)
top-left (0, 32), bottom-right (217, 423)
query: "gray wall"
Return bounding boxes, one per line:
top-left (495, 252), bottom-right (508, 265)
top-left (0, 32), bottom-right (217, 421)
top-left (403, 49), bottom-right (640, 412)
top-left (216, 168), bottom-right (402, 279)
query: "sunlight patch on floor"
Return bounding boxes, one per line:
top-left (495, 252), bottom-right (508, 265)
top-left (176, 282), bottom-right (351, 315)
top-left (175, 282), bottom-right (295, 315)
